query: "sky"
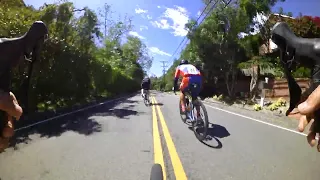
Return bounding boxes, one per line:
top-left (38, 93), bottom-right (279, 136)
top-left (24, 0), bottom-right (320, 77)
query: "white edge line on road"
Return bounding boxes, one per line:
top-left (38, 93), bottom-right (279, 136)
top-left (205, 103), bottom-right (308, 137)
top-left (15, 93), bottom-right (136, 132)
top-left (166, 92), bottom-right (312, 138)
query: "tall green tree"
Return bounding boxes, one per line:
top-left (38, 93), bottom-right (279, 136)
top-left (0, 1), bottom-right (152, 113)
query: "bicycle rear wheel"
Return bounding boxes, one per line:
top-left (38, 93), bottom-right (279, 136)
top-left (192, 99), bottom-right (209, 141)
top-left (144, 92), bottom-right (150, 106)
top-left (150, 163), bottom-right (164, 180)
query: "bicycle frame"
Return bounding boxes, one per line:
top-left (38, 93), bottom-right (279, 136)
top-left (184, 92), bottom-right (196, 121)
top-left (177, 88), bottom-right (209, 141)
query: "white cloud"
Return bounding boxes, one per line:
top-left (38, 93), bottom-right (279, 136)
top-left (140, 14), bottom-right (152, 20)
top-left (140, 25), bottom-right (149, 31)
top-left (151, 5), bottom-right (189, 36)
top-left (197, 11), bottom-right (201, 17)
top-left (151, 19), bottom-right (170, 29)
top-left (128, 31), bottom-right (145, 39)
top-left (135, 7), bottom-right (148, 14)
top-left (149, 47), bottom-right (171, 56)
top-left (157, 5), bottom-right (161, 8)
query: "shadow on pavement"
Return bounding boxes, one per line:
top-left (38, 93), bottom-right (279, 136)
top-left (203, 123), bottom-right (230, 149)
top-left (189, 123), bottom-right (230, 149)
top-left (7, 97), bottom-right (140, 151)
top-left (150, 102), bottom-right (164, 106)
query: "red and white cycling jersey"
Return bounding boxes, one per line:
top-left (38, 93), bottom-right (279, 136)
top-left (174, 64), bottom-right (201, 78)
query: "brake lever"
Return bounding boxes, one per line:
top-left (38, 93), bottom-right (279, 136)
top-left (0, 21), bottom-right (48, 139)
top-left (280, 43), bottom-right (320, 139)
top-left (0, 69), bottom-right (11, 136)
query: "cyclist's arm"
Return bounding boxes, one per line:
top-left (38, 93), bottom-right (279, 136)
top-left (173, 67), bottom-right (180, 88)
top-left (199, 71), bottom-right (204, 89)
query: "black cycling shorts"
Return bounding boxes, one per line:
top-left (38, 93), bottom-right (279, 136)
top-left (142, 84), bottom-right (150, 90)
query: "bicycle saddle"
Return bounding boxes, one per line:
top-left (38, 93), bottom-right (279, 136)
top-left (271, 22), bottom-right (320, 131)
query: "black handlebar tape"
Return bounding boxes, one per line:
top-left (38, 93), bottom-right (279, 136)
top-left (0, 69), bottom-right (11, 137)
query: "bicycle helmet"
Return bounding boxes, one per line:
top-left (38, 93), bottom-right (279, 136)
top-left (179, 59), bottom-right (189, 65)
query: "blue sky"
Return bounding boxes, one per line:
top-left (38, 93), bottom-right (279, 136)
top-left (24, 0), bottom-right (320, 77)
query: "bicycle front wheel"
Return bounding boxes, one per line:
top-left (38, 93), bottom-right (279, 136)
top-left (192, 99), bottom-right (209, 141)
top-left (150, 163), bottom-right (164, 180)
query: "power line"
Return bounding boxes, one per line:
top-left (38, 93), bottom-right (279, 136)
top-left (169, 0), bottom-right (219, 63)
top-left (169, 0), bottom-right (230, 64)
top-left (169, 0), bottom-right (214, 59)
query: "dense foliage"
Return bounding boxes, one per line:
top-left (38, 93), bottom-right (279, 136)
top-left (152, 0), bottom-right (320, 99)
top-left (0, 0), bottom-right (153, 112)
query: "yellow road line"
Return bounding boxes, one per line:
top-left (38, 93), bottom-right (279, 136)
top-left (151, 97), bottom-right (167, 180)
top-left (153, 97), bottom-right (188, 180)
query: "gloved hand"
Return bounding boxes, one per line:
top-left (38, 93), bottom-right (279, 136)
top-left (0, 91), bottom-right (22, 151)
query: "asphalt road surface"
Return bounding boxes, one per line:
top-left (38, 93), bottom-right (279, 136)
top-left (1, 91), bottom-right (320, 180)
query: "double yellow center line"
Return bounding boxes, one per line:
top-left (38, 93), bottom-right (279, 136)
top-left (151, 96), bottom-right (187, 180)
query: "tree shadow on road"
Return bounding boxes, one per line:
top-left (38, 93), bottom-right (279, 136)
top-left (6, 95), bottom-right (140, 152)
top-left (188, 123), bottom-right (230, 149)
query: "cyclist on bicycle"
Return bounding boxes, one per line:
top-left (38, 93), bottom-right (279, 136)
top-left (141, 76), bottom-right (151, 99)
top-left (173, 59), bottom-right (202, 119)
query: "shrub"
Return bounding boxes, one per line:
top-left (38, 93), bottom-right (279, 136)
top-left (253, 104), bottom-right (262, 111)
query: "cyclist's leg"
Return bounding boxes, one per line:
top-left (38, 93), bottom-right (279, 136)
top-left (141, 88), bottom-right (144, 98)
top-left (180, 77), bottom-right (189, 113)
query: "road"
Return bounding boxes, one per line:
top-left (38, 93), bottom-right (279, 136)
top-left (1, 91), bottom-right (320, 180)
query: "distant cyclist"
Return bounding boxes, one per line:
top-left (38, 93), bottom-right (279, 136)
top-left (173, 59), bottom-right (202, 119)
top-left (141, 76), bottom-right (151, 99)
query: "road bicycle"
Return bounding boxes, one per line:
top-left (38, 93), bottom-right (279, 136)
top-left (175, 83), bottom-right (209, 141)
top-left (149, 163), bottom-right (163, 180)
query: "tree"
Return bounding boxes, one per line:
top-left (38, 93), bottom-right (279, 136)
top-left (0, 1), bottom-right (150, 113)
top-left (233, 0), bottom-right (286, 99)
top-left (182, 4), bottom-right (249, 97)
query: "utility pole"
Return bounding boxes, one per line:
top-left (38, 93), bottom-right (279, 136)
top-left (160, 61), bottom-right (168, 90)
top-left (160, 61), bottom-right (168, 77)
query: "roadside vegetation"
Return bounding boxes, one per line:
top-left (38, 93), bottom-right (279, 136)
top-left (151, 0), bottom-right (320, 114)
top-left (3, 0), bottom-right (320, 117)
top-left (1, 0), bottom-right (153, 113)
